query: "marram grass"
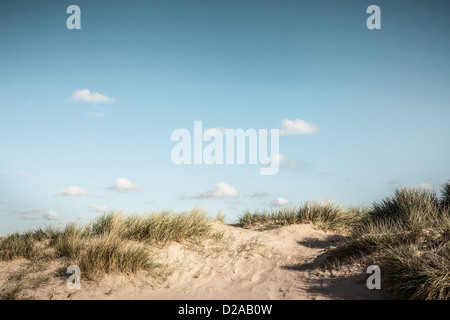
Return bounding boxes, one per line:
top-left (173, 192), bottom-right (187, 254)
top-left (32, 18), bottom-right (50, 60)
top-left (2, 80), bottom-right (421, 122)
top-left (0, 208), bottom-right (214, 280)
top-left (237, 201), bottom-right (365, 233)
top-left (325, 182), bottom-right (450, 300)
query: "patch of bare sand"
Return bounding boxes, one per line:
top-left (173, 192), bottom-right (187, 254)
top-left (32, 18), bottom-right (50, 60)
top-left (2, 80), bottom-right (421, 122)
top-left (0, 223), bottom-right (387, 300)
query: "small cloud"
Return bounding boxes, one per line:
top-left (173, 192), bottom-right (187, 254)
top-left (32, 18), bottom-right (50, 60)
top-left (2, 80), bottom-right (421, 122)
top-left (56, 186), bottom-right (87, 196)
top-left (271, 197), bottom-right (291, 207)
top-left (318, 171), bottom-right (334, 176)
top-left (69, 89), bottom-right (114, 103)
top-left (244, 191), bottom-right (270, 198)
top-left (18, 171), bottom-right (28, 176)
top-left (280, 119), bottom-right (317, 136)
top-left (188, 182), bottom-right (238, 199)
top-left (416, 183), bottom-right (440, 191)
top-left (271, 154), bottom-right (304, 169)
top-left (43, 210), bottom-right (61, 221)
top-left (0, 208), bottom-right (4, 213)
top-left (387, 180), bottom-right (400, 185)
top-left (15, 208), bottom-right (43, 214)
top-left (86, 111), bottom-right (106, 118)
top-left (89, 204), bottom-right (109, 213)
top-left (1, 169), bottom-right (8, 175)
top-left (418, 183), bottom-right (436, 190)
top-left (400, 182), bottom-right (441, 191)
top-left (19, 215), bottom-right (40, 221)
top-left (108, 178), bottom-right (139, 192)
top-left (1, 200), bottom-right (6, 205)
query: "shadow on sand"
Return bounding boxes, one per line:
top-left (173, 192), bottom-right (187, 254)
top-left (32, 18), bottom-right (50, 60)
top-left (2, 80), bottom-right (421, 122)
top-left (282, 235), bottom-right (389, 300)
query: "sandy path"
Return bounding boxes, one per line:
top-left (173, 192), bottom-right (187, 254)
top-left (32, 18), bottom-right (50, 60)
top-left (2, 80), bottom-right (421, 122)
top-left (0, 223), bottom-right (387, 300)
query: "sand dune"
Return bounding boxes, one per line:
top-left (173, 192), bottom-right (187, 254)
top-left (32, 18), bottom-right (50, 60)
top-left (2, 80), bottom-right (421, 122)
top-left (0, 223), bottom-right (386, 300)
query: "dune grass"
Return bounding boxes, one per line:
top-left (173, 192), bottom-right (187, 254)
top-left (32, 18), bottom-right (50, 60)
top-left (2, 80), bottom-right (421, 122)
top-left (237, 201), bottom-right (365, 233)
top-left (325, 183), bottom-right (450, 300)
top-left (0, 209), bottom-right (214, 281)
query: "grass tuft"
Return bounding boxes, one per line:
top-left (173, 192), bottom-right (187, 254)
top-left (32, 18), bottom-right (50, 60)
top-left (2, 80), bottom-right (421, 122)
top-left (326, 185), bottom-right (450, 300)
top-left (0, 209), bottom-right (214, 282)
top-left (237, 202), bottom-right (364, 233)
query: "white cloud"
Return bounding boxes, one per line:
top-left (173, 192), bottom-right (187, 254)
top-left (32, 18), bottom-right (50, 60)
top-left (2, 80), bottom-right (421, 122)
top-left (1, 200), bottom-right (6, 204)
top-left (56, 186), bottom-right (87, 196)
top-left (1, 170), bottom-right (28, 177)
top-left (69, 89), bottom-right (114, 103)
top-left (271, 197), bottom-right (291, 207)
top-left (270, 153), bottom-right (304, 169)
top-left (401, 182), bottom-right (441, 191)
top-left (244, 191), bottom-right (270, 198)
top-left (15, 208), bottom-right (42, 214)
top-left (43, 210), bottom-right (61, 221)
top-left (387, 180), bottom-right (400, 185)
top-left (89, 204), bottom-right (109, 213)
top-left (109, 178), bottom-right (139, 192)
top-left (20, 215), bottom-right (40, 220)
top-left (280, 119), bottom-right (317, 136)
top-left (417, 183), bottom-right (440, 191)
top-left (190, 182), bottom-right (238, 199)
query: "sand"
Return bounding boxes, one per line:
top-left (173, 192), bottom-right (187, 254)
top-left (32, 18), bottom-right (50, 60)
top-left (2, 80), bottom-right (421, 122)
top-left (0, 223), bottom-right (387, 300)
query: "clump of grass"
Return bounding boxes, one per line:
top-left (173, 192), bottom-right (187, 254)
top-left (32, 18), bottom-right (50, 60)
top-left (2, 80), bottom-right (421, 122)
top-left (121, 209), bottom-right (212, 243)
top-left (237, 208), bottom-right (296, 230)
top-left (440, 181), bottom-right (450, 210)
top-left (299, 202), bottom-right (364, 232)
top-left (237, 202), bottom-right (364, 233)
top-left (51, 223), bottom-right (86, 259)
top-left (89, 212), bottom-right (125, 236)
top-left (214, 211), bottom-right (226, 223)
top-left (0, 282), bottom-right (24, 300)
top-left (76, 236), bottom-right (155, 280)
top-left (381, 243), bottom-right (449, 300)
top-left (86, 209), bottom-right (212, 243)
top-left (368, 188), bottom-right (441, 224)
top-left (326, 183), bottom-right (450, 300)
top-left (0, 233), bottom-right (39, 261)
top-left (0, 270), bottom-right (27, 300)
top-left (0, 209), bottom-right (214, 282)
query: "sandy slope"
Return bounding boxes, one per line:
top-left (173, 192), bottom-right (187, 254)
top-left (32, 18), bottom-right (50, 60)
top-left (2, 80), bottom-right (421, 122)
top-left (0, 223), bottom-right (387, 300)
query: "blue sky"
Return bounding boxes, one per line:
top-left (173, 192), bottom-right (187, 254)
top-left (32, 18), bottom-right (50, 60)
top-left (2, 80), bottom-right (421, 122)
top-left (1, 0), bottom-right (449, 235)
